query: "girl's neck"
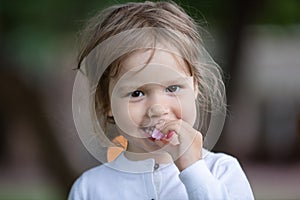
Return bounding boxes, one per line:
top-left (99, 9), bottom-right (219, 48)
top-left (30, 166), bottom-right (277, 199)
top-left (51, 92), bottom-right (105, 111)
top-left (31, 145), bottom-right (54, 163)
top-left (125, 144), bottom-right (173, 164)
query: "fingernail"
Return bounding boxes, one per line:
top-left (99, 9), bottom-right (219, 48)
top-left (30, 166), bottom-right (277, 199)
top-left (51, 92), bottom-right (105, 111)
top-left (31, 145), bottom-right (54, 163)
top-left (166, 131), bottom-right (175, 139)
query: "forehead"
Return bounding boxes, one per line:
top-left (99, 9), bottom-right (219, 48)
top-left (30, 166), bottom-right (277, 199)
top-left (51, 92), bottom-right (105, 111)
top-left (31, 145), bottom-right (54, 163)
top-left (119, 48), bottom-right (190, 78)
top-left (108, 48), bottom-right (196, 100)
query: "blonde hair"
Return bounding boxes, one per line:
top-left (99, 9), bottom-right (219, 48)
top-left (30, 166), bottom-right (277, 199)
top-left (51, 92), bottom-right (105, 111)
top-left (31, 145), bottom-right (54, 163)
top-left (77, 1), bottom-right (226, 137)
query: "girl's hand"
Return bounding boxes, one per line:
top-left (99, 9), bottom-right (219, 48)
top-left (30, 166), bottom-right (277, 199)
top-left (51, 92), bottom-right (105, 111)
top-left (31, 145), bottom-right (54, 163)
top-left (155, 119), bottom-right (203, 171)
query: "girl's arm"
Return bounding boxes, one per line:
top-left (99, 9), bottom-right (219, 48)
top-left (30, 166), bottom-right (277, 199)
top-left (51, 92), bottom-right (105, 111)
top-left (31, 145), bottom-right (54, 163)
top-left (158, 119), bottom-right (254, 199)
top-left (179, 152), bottom-right (255, 200)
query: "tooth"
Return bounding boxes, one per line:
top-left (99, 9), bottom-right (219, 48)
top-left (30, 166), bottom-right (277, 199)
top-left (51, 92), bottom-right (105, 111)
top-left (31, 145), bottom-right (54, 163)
top-left (144, 128), bottom-right (153, 136)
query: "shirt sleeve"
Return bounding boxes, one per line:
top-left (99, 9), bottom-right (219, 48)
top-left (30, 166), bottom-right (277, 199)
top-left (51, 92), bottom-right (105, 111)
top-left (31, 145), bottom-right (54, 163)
top-left (179, 156), bottom-right (254, 200)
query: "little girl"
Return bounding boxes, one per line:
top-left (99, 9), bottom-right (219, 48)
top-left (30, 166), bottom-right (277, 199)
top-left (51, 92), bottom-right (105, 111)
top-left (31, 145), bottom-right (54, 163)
top-left (69, 1), bottom-right (254, 199)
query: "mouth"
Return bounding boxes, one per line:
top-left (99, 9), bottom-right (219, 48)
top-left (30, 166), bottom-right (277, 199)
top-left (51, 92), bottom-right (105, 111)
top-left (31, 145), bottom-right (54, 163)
top-left (142, 126), bottom-right (179, 145)
top-left (142, 126), bottom-right (165, 141)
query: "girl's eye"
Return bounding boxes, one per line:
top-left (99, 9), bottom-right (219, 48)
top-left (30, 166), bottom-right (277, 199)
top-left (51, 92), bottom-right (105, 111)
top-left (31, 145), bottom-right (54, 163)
top-left (166, 85), bottom-right (180, 93)
top-left (129, 90), bottom-right (144, 98)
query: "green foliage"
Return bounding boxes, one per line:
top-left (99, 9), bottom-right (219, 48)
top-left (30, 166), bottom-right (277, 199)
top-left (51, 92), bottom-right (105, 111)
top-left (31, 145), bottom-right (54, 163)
top-left (0, 186), bottom-right (63, 200)
top-left (1, 0), bottom-right (300, 72)
top-left (259, 0), bottom-right (300, 25)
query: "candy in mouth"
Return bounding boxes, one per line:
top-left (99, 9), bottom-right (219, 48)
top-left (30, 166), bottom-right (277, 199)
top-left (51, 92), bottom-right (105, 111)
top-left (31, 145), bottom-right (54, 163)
top-left (144, 127), bottom-right (164, 140)
top-left (144, 127), bottom-right (179, 145)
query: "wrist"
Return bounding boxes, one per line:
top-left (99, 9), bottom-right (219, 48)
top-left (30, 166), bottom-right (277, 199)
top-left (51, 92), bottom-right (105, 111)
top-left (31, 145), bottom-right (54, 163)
top-left (175, 154), bottom-right (202, 171)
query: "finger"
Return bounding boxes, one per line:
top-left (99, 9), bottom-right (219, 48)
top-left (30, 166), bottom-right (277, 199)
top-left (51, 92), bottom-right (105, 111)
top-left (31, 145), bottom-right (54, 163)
top-left (166, 130), bottom-right (175, 139)
top-left (169, 133), bottom-right (180, 145)
top-left (157, 119), bottom-right (182, 135)
top-left (161, 120), bottom-right (194, 140)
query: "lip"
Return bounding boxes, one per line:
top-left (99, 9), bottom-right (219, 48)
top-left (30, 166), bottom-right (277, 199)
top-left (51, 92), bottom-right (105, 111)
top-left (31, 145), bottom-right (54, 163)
top-left (140, 118), bottom-right (170, 141)
top-left (140, 126), bottom-right (179, 146)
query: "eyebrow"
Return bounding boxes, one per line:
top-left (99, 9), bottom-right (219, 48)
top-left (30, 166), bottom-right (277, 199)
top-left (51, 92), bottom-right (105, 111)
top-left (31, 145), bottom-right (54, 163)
top-left (115, 76), bottom-right (192, 92)
top-left (160, 76), bottom-right (192, 86)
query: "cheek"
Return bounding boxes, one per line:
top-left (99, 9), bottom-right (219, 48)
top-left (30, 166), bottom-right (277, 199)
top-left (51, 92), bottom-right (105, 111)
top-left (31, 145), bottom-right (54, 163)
top-left (111, 99), bottom-right (145, 137)
top-left (111, 99), bottom-right (135, 134)
top-left (128, 103), bottom-right (145, 125)
top-left (178, 94), bottom-right (197, 126)
top-left (182, 100), bottom-right (197, 125)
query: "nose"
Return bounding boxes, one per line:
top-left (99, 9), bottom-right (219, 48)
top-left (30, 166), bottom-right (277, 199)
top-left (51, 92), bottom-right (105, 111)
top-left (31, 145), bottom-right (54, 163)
top-left (147, 104), bottom-right (169, 118)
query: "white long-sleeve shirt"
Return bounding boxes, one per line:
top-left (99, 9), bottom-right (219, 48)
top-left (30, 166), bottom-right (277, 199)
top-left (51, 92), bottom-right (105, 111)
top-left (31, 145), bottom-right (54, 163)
top-left (68, 149), bottom-right (254, 200)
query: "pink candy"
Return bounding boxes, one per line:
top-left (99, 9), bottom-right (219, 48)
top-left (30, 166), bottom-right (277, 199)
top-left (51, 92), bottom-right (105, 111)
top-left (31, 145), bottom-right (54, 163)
top-left (151, 128), bottom-right (165, 140)
top-left (148, 128), bottom-right (179, 145)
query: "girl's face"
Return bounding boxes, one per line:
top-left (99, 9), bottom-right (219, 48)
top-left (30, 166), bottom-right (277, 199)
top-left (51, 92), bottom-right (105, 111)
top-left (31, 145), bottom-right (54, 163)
top-left (108, 49), bottom-right (197, 153)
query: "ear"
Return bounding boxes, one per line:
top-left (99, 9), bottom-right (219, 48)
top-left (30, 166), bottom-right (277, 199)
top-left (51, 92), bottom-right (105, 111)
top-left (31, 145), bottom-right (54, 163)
top-left (106, 108), bottom-right (115, 124)
top-left (107, 109), bottom-right (113, 117)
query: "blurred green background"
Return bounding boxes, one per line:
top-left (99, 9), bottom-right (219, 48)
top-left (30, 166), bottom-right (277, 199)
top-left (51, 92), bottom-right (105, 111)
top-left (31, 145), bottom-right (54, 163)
top-left (1, 0), bottom-right (300, 199)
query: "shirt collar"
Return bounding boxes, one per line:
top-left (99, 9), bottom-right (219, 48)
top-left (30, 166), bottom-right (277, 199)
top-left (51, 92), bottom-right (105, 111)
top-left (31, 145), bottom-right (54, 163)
top-left (105, 152), bottom-right (156, 173)
top-left (105, 148), bottom-right (209, 173)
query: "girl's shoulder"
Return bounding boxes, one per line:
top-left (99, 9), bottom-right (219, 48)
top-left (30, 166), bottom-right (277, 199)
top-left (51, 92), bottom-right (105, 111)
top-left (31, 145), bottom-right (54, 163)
top-left (203, 148), bottom-right (238, 161)
top-left (202, 148), bottom-right (243, 174)
top-left (68, 163), bottom-right (120, 199)
top-left (79, 162), bottom-right (119, 182)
